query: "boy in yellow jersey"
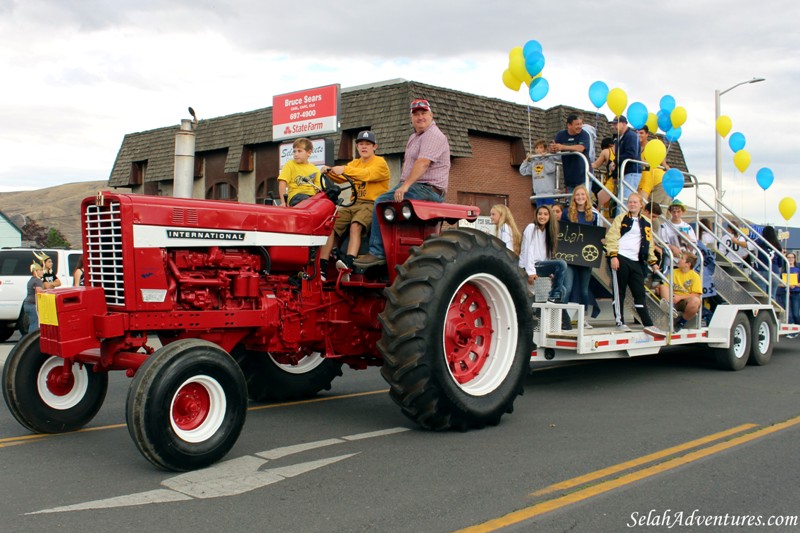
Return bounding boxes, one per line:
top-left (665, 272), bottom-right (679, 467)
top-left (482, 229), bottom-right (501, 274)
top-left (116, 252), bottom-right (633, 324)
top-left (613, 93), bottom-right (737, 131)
top-left (278, 137), bottom-right (321, 207)
top-left (319, 131), bottom-right (390, 276)
top-left (657, 251), bottom-right (702, 332)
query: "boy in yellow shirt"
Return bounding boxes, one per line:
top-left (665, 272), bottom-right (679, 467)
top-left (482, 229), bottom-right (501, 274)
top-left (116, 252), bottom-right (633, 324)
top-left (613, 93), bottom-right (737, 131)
top-left (319, 131), bottom-right (390, 277)
top-left (657, 251), bottom-right (702, 332)
top-left (278, 137), bottom-right (321, 207)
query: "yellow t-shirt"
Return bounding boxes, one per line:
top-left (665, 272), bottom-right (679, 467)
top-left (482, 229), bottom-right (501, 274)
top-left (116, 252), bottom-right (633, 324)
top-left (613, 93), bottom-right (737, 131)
top-left (673, 268), bottom-right (702, 295)
top-left (278, 161), bottom-right (321, 203)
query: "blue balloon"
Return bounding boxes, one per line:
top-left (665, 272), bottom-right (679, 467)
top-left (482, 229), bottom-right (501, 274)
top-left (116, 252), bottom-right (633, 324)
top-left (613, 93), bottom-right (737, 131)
top-left (523, 40), bottom-right (543, 58)
top-left (627, 102), bottom-right (648, 129)
top-left (588, 81), bottom-right (609, 108)
top-left (657, 109), bottom-right (672, 132)
top-left (662, 168), bottom-right (684, 198)
top-left (529, 77), bottom-right (549, 102)
top-left (660, 95), bottom-right (676, 113)
top-left (525, 52), bottom-right (545, 77)
top-left (756, 167), bottom-right (774, 191)
top-left (665, 127), bottom-right (682, 143)
top-left (729, 132), bottom-right (746, 152)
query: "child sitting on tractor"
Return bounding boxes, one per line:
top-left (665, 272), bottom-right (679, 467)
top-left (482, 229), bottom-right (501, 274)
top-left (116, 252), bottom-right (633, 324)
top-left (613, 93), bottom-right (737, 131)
top-left (319, 131), bottom-right (390, 277)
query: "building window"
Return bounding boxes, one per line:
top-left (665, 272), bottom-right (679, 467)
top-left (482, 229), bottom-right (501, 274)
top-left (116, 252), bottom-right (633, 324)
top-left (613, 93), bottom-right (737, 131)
top-left (130, 161), bottom-right (147, 186)
top-left (207, 182), bottom-right (237, 200)
top-left (457, 192), bottom-right (508, 215)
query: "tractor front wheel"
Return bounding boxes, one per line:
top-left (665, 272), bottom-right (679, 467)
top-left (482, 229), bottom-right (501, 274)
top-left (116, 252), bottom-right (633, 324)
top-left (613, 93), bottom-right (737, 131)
top-left (379, 228), bottom-right (533, 430)
top-left (126, 339), bottom-right (247, 471)
top-left (2, 331), bottom-right (108, 433)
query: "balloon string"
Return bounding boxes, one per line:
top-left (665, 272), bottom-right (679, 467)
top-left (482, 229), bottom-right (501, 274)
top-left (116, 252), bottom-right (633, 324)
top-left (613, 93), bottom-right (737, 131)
top-left (527, 105), bottom-right (532, 155)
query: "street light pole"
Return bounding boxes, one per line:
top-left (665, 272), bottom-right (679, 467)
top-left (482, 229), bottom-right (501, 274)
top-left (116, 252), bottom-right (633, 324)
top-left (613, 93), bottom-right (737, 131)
top-left (714, 77), bottom-right (765, 200)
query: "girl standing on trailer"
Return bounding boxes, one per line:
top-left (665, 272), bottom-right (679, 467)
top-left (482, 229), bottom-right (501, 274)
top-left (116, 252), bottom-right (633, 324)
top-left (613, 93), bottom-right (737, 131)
top-left (562, 185), bottom-right (601, 322)
top-left (519, 205), bottom-right (568, 304)
top-left (604, 193), bottom-right (664, 336)
top-left (489, 204), bottom-right (521, 255)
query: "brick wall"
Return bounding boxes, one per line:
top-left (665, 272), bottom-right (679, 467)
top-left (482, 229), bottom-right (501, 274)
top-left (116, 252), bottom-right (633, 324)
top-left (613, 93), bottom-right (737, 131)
top-left (449, 133), bottom-right (536, 229)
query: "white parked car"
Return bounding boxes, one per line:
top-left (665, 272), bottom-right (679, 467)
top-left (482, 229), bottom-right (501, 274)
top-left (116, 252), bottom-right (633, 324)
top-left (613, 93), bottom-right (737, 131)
top-left (0, 248), bottom-right (83, 341)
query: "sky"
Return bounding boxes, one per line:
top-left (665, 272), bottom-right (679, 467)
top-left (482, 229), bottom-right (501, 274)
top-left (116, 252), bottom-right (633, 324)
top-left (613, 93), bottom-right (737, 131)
top-left (1, 0), bottom-right (798, 225)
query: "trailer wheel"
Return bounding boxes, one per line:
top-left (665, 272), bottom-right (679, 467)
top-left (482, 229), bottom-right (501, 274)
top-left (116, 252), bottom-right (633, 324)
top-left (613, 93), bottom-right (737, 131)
top-left (2, 331), bottom-right (108, 433)
top-left (233, 348), bottom-right (343, 402)
top-left (714, 312), bottom-right (751, 371)
top-left (748, 312), bottom-right (774, 366)
top-left (126, 339), bottom-right (247, 471)
top-left (379, 228), bottom-right (532, 430)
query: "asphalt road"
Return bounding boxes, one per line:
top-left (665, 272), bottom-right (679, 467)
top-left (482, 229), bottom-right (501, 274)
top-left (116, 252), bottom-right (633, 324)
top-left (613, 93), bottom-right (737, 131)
top-left (1, 334), bottom-right (799, 532)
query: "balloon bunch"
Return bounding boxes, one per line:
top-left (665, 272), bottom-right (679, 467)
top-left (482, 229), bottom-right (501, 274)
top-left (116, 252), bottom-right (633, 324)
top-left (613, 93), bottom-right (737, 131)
top-left (715, 116), bottom-right (754, 174)
top-left (655, 95), bottom-right (687, 142)
top-left (502, 40), bottom-right (549, 102)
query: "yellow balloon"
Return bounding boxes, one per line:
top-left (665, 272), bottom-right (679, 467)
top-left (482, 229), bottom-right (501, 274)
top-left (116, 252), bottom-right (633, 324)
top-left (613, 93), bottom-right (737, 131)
top-left (502, 69), bottom-right (522, 91)
top-left (607, 88), bottom-right (628, 117)
top-left (645, 112), bottom-right (658, 134)
top-left (508, 47), bottom-right (528, 81)
top-left (779, 197), bottom-right (797, 221)
top-left (716, 115), bottom-right (732, 137)
top-left (670, 106), bottom-right (687, 128)
top-left (642, 139), bottom-right (667, 169)
top-left (733, 149), bottom-right (751, 173)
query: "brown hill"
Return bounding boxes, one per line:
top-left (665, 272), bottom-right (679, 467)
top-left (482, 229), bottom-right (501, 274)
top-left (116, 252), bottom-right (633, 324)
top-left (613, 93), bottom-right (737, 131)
top-left (0, 181), bottom-right (125, 248)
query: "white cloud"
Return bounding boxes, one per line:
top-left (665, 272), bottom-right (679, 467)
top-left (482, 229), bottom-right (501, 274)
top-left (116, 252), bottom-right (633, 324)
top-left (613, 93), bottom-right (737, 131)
top-left (1, 0), bottom-right (799, 224)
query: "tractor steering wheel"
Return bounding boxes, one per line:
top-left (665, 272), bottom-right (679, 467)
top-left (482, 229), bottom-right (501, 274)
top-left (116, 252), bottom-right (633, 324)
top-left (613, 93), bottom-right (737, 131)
top-left (321, 171), bottom-right (357, 208)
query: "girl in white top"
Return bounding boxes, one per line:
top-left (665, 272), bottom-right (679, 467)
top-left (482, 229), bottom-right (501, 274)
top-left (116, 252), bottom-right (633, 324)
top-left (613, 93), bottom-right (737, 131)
top-left (519, 205), bottom-right (568, 302)
top-left (489, 204), bottom-right (521, 255)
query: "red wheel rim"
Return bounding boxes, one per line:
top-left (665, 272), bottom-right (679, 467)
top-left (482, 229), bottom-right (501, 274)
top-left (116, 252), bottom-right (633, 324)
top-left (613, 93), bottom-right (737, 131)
top-left (172, 382), bottom-right (211, 431)
top-left (444, 283), bottom-right (493, 384)
top-left (46, 365), bottom-right (75, 397)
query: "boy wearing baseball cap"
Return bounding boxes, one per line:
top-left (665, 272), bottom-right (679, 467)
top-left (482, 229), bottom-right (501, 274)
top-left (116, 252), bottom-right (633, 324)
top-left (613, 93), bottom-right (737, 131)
top-left (319, 131), bottom-right (390, 278)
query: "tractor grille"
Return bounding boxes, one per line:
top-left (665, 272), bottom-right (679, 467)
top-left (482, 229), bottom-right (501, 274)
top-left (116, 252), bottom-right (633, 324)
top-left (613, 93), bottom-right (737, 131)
top-left (85, 202), bottom-right (125, 307)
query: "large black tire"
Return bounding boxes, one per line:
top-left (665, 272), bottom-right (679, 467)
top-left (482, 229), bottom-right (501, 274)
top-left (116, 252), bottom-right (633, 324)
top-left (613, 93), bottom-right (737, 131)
top-left (0, 322), bottom-right (13, 342)
top-left (2, 331), bottom-right (108, 433)
top-left (748, 312), bottom-right (774, 366)
top-left (379, 228), bottom-right (533, 431)
top-left (232, 348), bottom-right (343, 402)
top-left (715, 312), bottom-right (751, 371)
top-left (126, 339), bottom-right (247, 471)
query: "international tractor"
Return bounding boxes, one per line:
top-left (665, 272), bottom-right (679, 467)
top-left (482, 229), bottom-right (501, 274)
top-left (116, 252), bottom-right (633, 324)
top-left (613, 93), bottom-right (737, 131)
top-left (2, 175), bottom-right (533, 471)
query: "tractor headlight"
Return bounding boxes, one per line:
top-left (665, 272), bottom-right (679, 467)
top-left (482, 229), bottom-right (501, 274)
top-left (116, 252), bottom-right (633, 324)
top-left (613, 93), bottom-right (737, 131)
top-left (401, 205), bottom-right (413, 220)
top-left (383, 206), bottom-right (397, 222)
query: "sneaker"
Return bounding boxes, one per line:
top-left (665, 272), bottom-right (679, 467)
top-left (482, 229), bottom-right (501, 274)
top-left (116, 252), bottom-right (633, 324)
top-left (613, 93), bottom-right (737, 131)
top-left (615, 323), bottom-right (631, 332)
top-left (584, 322), bottom-right (593, 329)
top-left (644, 326), bottom-right (667, 337)
top-left (673, 317), bottom-right (684, 333)
top-left (335, 259), bottom-right (349, 271)
top-left (353, 253), bottom-right (386, 268)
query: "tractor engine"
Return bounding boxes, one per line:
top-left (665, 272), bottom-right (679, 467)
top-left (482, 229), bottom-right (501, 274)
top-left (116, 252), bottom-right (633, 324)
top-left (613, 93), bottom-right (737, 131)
top-left (168, 247), bottom-right (264, 312)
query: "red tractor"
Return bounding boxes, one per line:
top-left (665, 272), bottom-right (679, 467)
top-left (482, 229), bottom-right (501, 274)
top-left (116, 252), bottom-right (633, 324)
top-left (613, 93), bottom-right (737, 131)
top-left (2, 177), bottom-right (532, 471)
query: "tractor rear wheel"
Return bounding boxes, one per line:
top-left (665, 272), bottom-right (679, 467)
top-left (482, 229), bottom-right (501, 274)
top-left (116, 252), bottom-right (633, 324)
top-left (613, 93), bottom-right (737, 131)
top-left (126, 339), bottom-right (247, 471)
top-left (379, 228), bottom-right (533, 430)
top-left (233, 348), bottom-right (343, 402)
top-left (2, 331), bottom-right (108, 433)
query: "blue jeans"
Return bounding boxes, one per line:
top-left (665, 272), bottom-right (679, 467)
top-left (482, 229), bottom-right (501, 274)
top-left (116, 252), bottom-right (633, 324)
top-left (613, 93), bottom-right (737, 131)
top-left (566, 264), bottom-right (593, 309)
top-left (367, 182), bottom-right (445, 257)
top-left (790, 292), bottom-right (800, 324)
top-left (535, 259), bottom-right (568, 302)
top-left (622, 172), bottom-right (642, 196)
top-left (23, 302), bottom-right (39, 333)
top-left (755, 269), bottom-right (779, 301)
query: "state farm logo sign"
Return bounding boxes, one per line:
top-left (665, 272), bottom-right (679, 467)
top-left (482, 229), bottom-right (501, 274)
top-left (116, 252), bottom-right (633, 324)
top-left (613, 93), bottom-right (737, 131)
top-left (272, 84), bottom-right (340, 141)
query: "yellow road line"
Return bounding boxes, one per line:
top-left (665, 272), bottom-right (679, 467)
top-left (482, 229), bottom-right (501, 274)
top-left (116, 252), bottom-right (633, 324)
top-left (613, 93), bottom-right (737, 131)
top-left (458, 414), bottom-right (800, 533)
top-left (0, 389), bottom-right (390, 446)
top-left (530, 423), bottom-right (757, 496)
